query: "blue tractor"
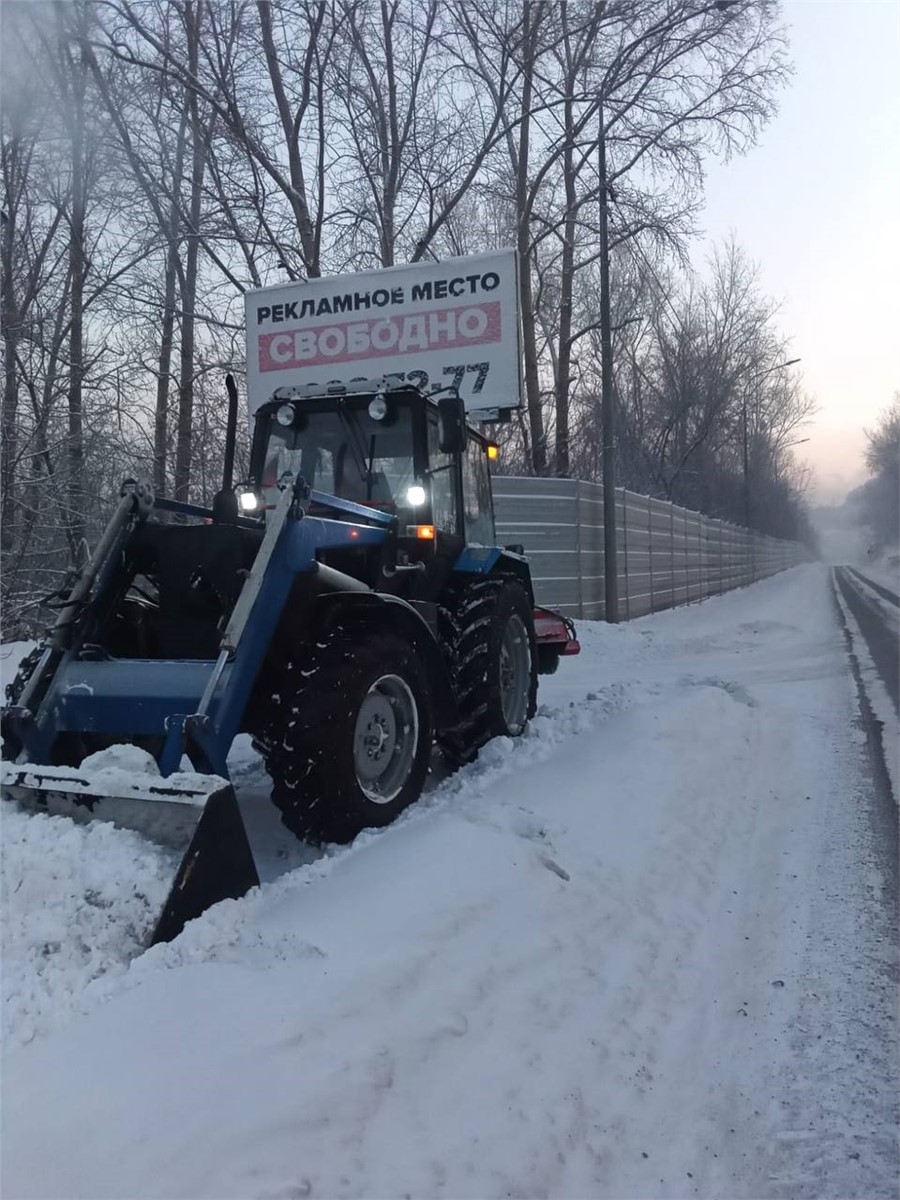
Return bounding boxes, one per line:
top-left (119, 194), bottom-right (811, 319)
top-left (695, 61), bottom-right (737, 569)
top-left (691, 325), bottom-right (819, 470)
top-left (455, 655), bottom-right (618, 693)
top-left (1, 377), bottom-right (578, 943)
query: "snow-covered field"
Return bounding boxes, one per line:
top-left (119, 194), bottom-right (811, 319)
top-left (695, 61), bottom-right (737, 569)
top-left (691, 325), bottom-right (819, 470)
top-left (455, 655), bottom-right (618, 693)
top-left (2, 565), bottom-right (897, 1199)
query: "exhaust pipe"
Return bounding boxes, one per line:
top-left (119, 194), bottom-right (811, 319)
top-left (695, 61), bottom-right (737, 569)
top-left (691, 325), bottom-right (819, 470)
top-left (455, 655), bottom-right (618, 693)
top-left (212, 374), bottom-right (240, 524)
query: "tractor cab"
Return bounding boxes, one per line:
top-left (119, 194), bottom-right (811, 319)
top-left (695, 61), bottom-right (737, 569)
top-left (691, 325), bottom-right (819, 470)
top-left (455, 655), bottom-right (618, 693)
top-left (248, 380), bottom-right (498, 582)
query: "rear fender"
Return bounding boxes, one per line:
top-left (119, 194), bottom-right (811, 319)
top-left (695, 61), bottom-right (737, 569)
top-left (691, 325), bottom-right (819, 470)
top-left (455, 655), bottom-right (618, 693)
top-left (453, 547), bottom-right (534, 606)
top-left (313, 591), bottom-right (459, 732)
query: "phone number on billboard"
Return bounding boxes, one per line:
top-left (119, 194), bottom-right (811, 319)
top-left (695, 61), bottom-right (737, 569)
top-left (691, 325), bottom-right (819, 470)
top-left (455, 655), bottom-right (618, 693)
top-left (292, 364), bottom-right (492, 395)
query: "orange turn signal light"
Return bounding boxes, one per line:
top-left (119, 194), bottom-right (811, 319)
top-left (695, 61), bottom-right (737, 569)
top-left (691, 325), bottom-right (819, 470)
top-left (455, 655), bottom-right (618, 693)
top-left (415, 524), bottom-right (435, 540)
top-left (486, 442), bottom-right (500, 460)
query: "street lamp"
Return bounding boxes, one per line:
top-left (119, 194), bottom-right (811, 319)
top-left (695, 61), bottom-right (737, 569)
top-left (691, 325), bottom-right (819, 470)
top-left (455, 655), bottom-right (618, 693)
top-left (742, 357), bottom-right (801, 527)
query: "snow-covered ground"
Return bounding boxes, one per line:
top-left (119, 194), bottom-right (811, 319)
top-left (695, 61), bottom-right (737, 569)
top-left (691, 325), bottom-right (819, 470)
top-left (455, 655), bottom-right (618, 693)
top-left (2, 565), bottom-right (897, 1199)
top-left (847, 553), bottom-right (900, 598)
top-left (863, 558), bottom-right (900, 600)
top-left (844, 569), bottom-right (900, 633)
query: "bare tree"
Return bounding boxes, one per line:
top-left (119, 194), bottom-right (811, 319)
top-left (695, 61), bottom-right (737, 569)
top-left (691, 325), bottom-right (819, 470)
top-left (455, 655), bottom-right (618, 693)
top-left (855, 393), bottom-right (900, 552)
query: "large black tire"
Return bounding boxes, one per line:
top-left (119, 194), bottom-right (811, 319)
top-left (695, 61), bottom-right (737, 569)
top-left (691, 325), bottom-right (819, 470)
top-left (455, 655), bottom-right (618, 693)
top-left (2, 646), bottom-right (44, 761)
top-left (536, 645), bottom-right (561, 675)
top-left (438, 576), bottom-right (537, 765)
top-left (4, 645), bottom-right (43, 708)
top-left (261, 629), bottom-right (434, 845)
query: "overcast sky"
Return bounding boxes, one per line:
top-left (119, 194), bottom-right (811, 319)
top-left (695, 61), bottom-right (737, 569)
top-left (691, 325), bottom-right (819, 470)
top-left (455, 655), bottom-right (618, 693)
top-left (696, 0), bottom-right (900, 506)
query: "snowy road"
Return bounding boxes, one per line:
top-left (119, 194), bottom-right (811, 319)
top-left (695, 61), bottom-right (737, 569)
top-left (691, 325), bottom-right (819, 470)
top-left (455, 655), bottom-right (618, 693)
top-left (832, 565), bottom-right (899, 807)
top-left (833, 566), bottom-right (899, 710)
top-left (2, 564), bottom-right (898, 1200)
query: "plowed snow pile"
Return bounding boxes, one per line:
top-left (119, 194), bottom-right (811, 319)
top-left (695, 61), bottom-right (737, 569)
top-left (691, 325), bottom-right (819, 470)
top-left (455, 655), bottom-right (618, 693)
top-left (2, 809), bottom-right (176, 1046)
top-left (1, 565), bottom-right (897, 1200)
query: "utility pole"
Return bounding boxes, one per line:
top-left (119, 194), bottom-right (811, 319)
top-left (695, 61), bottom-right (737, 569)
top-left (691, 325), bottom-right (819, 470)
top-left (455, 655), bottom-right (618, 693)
top-left (742, 392), bottom-right (751, 528)
top-left (598, 100), bottom-right (618, 623)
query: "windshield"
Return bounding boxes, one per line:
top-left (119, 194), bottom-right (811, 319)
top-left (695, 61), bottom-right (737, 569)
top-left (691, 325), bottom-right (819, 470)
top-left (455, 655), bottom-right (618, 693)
top-left (260, 402), bottom-right (416, 512)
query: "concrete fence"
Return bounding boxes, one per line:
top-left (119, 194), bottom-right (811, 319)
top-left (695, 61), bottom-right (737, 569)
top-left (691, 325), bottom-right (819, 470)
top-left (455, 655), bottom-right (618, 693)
top-left (492, 476), bottom-right (807, 621)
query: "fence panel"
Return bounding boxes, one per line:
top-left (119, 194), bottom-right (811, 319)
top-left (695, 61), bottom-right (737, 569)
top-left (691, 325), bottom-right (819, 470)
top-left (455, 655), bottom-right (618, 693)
top-left (684, 508), bottom-right (703, 604)
top-left (492, 475), bottom-right (807, 620)
top-left (577, 479), bottom-right (605, 620)
top-left (645, 497), bottom-right (668, 613)
top-left (622, 491), bottom-right (652, 619)
top-left (492, 477), bottom-right (580, 615)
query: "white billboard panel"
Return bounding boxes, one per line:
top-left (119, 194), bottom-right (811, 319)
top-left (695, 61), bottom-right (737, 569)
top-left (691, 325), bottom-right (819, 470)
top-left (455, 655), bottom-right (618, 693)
top-left (244, 250), bottom-right (521, 415)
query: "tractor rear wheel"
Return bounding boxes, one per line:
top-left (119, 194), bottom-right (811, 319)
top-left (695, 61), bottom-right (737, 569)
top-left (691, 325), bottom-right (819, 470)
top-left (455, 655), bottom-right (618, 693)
top-left (1, 647), bottom-right (44, 761)
top-left (262, 629), bottom-right (434, 845)
top-left (438, 577), bottom-right (537, 765)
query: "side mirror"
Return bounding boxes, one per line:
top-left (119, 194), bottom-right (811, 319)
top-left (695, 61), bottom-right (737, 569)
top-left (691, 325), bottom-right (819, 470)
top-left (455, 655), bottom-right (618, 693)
top-left (437, 394), bottom-right (466, 455)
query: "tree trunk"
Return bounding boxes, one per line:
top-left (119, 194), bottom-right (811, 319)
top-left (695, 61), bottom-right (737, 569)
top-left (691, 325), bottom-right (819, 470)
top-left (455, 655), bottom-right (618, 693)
top-left (1, 164), bottom-right (19, 553)
top-left (156, 245), bottom-right (179, 496)
top-left (174, 0), bottom-right (205, 503)
top-left (380, 0), bottom-right (399, 267)
top-left (256, 0), bottom-right (321, 276)
top-left (67, 43), bottom-right (88, 567)
top-left (155, 107), bottom-right (189, 497)
top-left (554, 25), bottom-right (577, 478)
top-left (517, 1), bottom-right (546, 475)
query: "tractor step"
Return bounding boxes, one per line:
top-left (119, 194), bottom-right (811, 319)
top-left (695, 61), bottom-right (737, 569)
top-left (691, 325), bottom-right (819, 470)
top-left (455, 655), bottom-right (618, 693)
top-left (1, 754), bottom-right (259, 946)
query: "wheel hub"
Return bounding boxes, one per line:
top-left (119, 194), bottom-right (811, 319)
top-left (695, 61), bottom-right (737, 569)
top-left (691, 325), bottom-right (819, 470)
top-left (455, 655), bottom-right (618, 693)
top-left (359, 698), bottom-right (396, 765)
top-left (352, 674), bottom-right (419, 803)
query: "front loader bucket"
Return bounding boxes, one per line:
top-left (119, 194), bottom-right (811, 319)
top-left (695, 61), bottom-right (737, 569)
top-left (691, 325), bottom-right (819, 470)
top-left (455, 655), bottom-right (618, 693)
top-left (1, 762), bottom-right (259, 946)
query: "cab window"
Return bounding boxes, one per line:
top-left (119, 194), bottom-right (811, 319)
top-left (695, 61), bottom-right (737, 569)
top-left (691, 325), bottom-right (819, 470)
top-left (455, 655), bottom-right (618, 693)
top-left (461, 436), bottom-right (495, 546)
top-left (426, 414), bottom-right (460, 535)
top-left (261, 403), bottom-right (415, 512)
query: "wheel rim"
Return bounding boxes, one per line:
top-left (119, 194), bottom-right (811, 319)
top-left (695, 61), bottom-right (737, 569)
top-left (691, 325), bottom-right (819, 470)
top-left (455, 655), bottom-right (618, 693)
top-left (353, 674), bottom-right (419, 804)
top-left (499, 613), bottom-right (531, 734)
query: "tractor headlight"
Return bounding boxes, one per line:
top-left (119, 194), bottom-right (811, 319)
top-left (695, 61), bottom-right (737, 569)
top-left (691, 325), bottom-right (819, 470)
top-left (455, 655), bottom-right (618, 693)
top-left (237, 487), bottom-right (260, 513)
top-left (406, 484), bottom-right (427, 507)
top-left (368, 395), bottom-right (389, 421)
top-left (275, 403), bottom-right (296, 427)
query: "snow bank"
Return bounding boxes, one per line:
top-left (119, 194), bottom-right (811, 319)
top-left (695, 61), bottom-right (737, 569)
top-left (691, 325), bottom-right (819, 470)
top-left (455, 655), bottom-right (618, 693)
top-left (1, 809), bottom-right (177, 1047)
top-left (862, 549), bottom-right (900, 594)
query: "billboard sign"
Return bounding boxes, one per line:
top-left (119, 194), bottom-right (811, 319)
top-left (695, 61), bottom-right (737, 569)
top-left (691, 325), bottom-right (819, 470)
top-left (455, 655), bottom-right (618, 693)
top-left (244, 249), bottom-right (522, 416)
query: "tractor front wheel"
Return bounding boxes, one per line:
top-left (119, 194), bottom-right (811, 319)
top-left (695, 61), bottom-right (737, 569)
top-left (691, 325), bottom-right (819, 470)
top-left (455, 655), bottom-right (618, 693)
top-left (263, 630), bottom-right (434, 845)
